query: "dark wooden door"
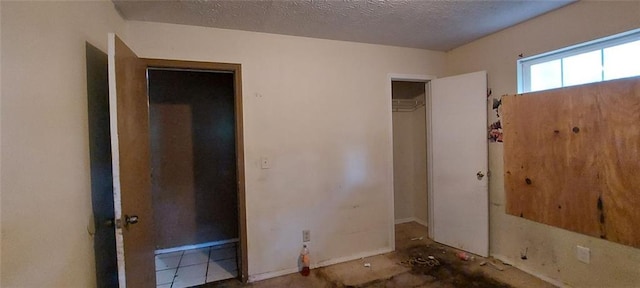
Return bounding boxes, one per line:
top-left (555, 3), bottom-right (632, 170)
top-left (108, 33), bottom-right (156, 287)
top-left (86, 42), bottom-right (119, 288)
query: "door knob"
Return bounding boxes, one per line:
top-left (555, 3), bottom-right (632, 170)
top-left (124, 215), bottom-right (139, 228)
top-left (476, 171), bottom-right (485, 180)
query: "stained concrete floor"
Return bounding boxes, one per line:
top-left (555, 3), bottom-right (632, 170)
top-left (199, 222), bottom-right (556, 288)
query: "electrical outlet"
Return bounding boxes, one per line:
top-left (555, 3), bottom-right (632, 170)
top-left (261, 157), bottom-right (270, 169)
top-left (303, 230), bottom-right (310, 242)
top-left (576, 245), bottom-right (590, 264)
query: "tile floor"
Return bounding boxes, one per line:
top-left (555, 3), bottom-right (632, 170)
top-left (155, 243), bottom-right (238, 288)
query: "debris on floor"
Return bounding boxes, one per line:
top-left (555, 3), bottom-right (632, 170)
top-left (487, 260), bottom-right (505, 271)
top-left (400, 255), bottom-right (441, 268)
top-left (416, 256), bottom-right (438, 267)
top-left (208, 222), bottom-right (553, 288)
top-left (395, 245), bottom-right (514, 288)
top-left (410, 236), bottom-right (425, 241)
top-left (456, 251), bottom-right (476, 261)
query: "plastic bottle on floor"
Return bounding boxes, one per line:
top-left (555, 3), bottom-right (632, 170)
top-left (300, 245), bottom-right (310, 276)
top-left (457, 251), bottom-right (475, 261)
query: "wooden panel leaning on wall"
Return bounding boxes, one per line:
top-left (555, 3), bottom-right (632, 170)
top-left (502, 76), bottom-right (640, 248)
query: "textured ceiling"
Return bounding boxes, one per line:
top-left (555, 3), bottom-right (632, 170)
top-left (113, 0), bottom-right (574, 51)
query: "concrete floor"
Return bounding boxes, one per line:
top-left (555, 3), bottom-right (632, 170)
top-left (199, 222), bottom-right (555, 288)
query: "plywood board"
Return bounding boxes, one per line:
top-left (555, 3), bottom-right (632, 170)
top-left (503, 76), bottom-right (640, 248)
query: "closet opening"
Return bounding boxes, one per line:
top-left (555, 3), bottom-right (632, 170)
top-left (147, 64), bottom-right (246, 287)
top-left (391, 80), bottom-right (430, 247)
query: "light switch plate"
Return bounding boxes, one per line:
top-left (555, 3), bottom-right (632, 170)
top-left (576, 245), bottom-right (590, 264)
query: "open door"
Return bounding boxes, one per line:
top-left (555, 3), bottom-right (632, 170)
top-left (430, 71), bottom-right (488, 257)
top-left (87, 42), bottom-right (119, 288)
top-left (108, 33), bottom-right (156, 287)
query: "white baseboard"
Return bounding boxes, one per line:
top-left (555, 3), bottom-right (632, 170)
top-left (248, 247), bottom-right (394, 283)
top-left (315, 247), bottom-right (393, 268)
top-left (248, 267), bottom-right (299, 283)
top-left (395, 217), bottom-right (428, 228)
top-left (155, 238), bottom-right (238, 255)
top-left (394, 217), bottom-right (414, 224)
top-left (492, 254), bottom-right (568, 288)
top-left (413, 217), bottom-right (429, 227)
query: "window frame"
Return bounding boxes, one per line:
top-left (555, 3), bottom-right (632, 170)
top-left (517, 28), bottom-right (640, 93)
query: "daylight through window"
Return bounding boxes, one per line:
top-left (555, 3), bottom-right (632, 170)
top-left (518, 28), bottom-right (640, 93)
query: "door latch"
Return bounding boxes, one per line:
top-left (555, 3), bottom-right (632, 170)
top-left (104, 218), bottom-right (115, 227)
top-left (124, 215), bottom-right (139, 228)
top-left (112, 215), bottom-right (139, 229)
top-left (476, 171), bottom-right (485, 180)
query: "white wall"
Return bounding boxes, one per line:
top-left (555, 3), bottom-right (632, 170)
top-left (125, 21), bottom-right (446, 280)
top-left (392, 105), bottom-right (428, 225)
top-left (446, 1), bottom-right (640, 287)
top-left (392, 111), bottom-right (415, 221)
top-left (411, 105), bottom-right (428, 224)
top-left (1, 1), bottom-right (125, 287)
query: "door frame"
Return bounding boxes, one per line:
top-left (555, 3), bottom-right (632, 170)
top-left (387, 73), bottom-right (436, 251)
top-left (143, 58), bottom-right (249, 283)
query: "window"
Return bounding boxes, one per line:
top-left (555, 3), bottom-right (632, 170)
top-left (518, 28), bottom-right (640, 93)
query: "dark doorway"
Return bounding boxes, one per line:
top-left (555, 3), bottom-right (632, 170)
top-left (148, 67), bottom-right (243, 285)
top-left (148, 69), bottom-right (238, 248)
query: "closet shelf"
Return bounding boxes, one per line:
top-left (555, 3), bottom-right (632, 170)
top-left (392, 98), bottom-right (425, 112)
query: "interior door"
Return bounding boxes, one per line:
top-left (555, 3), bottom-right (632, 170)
top-left (108, 33), bottom-right (156, 287)
top-left (87, 42), bottom-right (119, 288)
top-left (430, 71), bottom-right (488, 257)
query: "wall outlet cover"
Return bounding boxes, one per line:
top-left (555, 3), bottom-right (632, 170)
top-left (303, 230), bottom-right (310, 242)
top-left (261, 156), bottom-right (270, 169)
top-left (576, 245), bottom-right (590, 264)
